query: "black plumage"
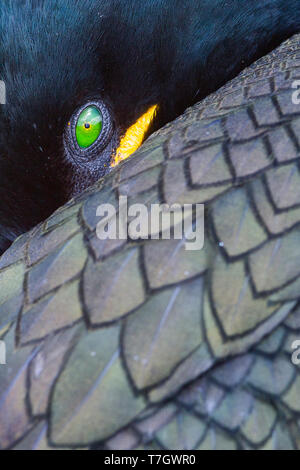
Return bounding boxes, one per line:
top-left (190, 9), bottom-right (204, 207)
top-left (0, 0), bottom-right (299, 253)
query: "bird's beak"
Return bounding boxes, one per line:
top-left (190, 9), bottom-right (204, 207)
top-left (111, 104), bottom-right (158, 167)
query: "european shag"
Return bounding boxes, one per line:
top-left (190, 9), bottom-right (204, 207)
top-left (1, 0), bottom-right (300, 254)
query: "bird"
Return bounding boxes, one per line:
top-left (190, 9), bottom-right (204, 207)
top-left (0, 0), bottom-right (300, 255)
top-left (1, 0), bottom-right (300, 452)
top-left (1, 33), bottom-right (300, 449)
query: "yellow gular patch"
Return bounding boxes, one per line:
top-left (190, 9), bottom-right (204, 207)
top-left (111, 104), bottom-right (158, 167)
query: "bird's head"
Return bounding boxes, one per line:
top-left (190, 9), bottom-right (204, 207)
top-left (0, 0), bottom-right (202, 251)
top-left (3, 0), bottom-right (292, 253)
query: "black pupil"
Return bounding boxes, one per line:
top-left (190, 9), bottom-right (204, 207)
top-left (84, 123), bottom-right (91, 129)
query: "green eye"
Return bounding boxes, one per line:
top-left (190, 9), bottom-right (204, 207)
top-left (75, 106), bottom-right (103, 148)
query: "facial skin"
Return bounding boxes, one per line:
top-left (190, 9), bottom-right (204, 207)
top-left (0, 0), bottom-right (299, 253)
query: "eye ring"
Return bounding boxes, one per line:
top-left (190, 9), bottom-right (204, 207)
top-left (64, 100), bottom-right (113, 163)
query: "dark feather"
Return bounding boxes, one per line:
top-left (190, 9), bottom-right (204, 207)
top-left (0, 0), bottom-right (299, 251)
